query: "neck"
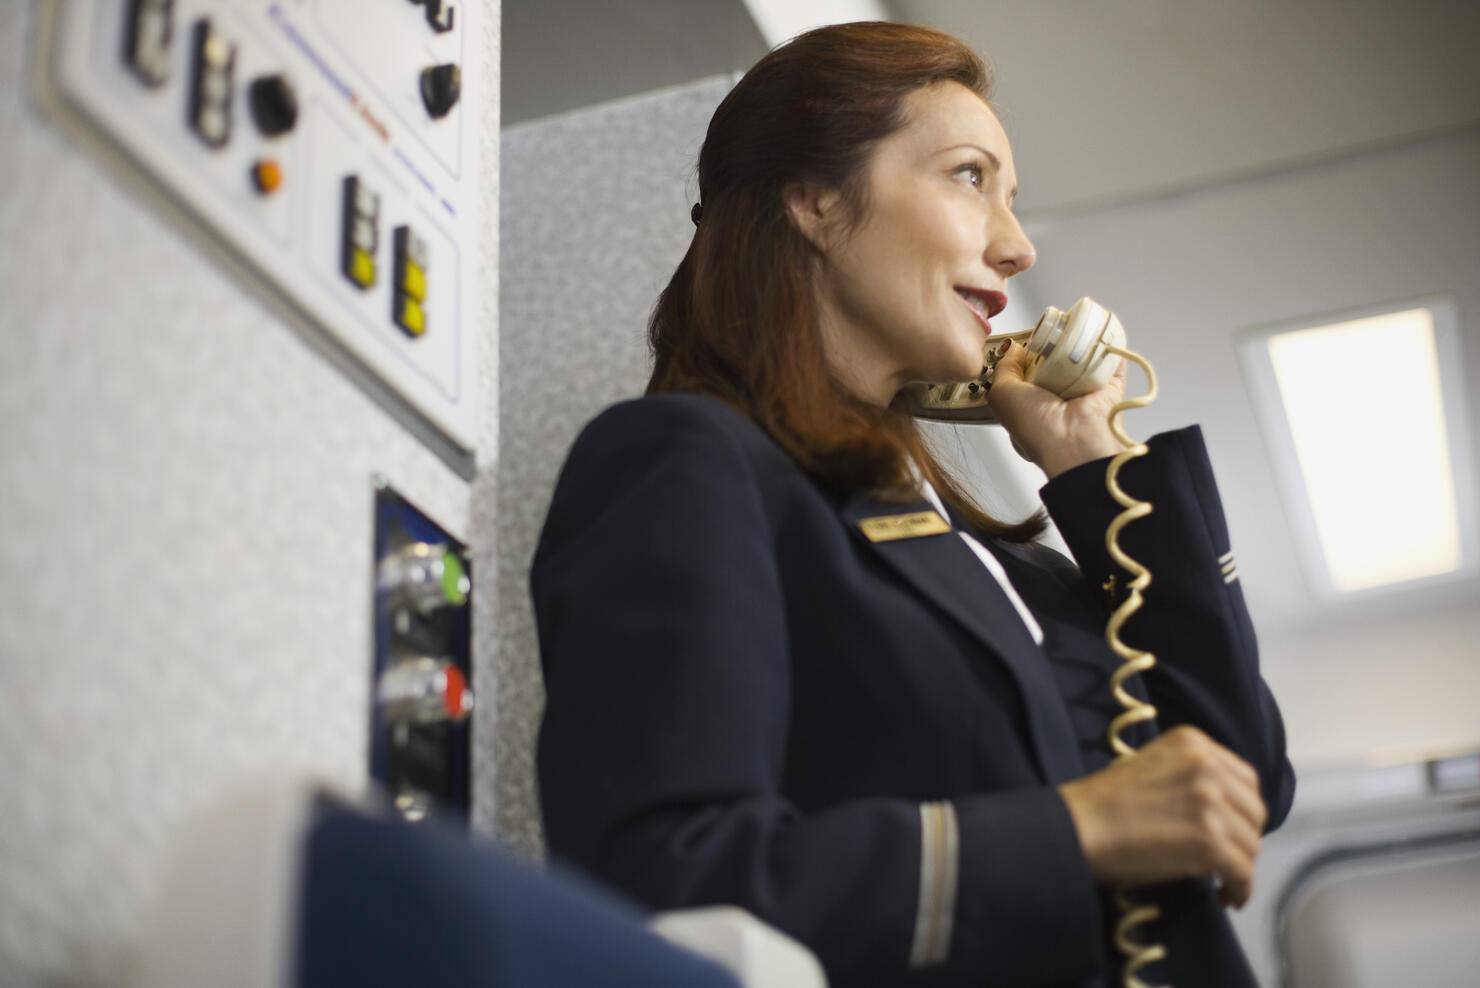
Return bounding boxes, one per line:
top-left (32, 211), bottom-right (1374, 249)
top-left (815, 302), bottom-right (901, 409)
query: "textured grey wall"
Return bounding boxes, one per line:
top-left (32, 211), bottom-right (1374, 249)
top-left (0, 5), bottom-right (500, 985)
top-left (496, 77), bottom-right (733, 856)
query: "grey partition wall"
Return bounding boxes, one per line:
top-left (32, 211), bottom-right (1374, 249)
top-left (497, 77), bottom-right (734, 854)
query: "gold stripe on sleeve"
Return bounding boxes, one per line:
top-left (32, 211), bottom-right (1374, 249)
top-left (909, 802), bottom-right (960, 967)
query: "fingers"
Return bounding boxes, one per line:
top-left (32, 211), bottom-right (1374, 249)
top-left (990, 341), bottom-right (1027, 385)
top-left (1191, 774), bottom-right (1259, 907)
top-left (1060, 726), bottom-right (1268, 909)
top-left (1159, 727), bottom-right (1265, 907)
top-left (1219, 762), bottom-right (1269, 838)
top-left (1208, 808), bottom-right (1258, 907)
top-left (1167, 726), bottom-right (1267, 837)
top-left (1214, 863), bottom-right (1253, 908)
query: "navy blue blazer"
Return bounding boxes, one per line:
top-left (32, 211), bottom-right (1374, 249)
top-left (533, 392), bottom-right (1295, 988)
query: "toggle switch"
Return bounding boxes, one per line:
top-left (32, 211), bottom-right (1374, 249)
top-left (425, 0), bottom-right (455, 34)
top-left (377, 541), bottom-right (469, 615)
top-left (377, 656), bottom-right (473, 726)
top-left (392, 225), bottom-right (429, 338)
top-left (419, 63), bottom-right (461, 119)
top-left (248, 74), bottom-right (299, 137)
top-left (124, 0), bottom-right (174, 88)
top-left (188, 20), bottom-right (236, 148)
top-left (340, 175), bottom-right (379, 290)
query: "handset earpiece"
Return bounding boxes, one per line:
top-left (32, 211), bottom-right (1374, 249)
top-left (1023, 297), bottom-right (1126, 398)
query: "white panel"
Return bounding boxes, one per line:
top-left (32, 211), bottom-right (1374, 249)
top-left (36, 0), bottom-right (484, 471)
top-left (0, 1), bottom-right (501, 983)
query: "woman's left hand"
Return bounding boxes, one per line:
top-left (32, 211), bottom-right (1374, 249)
top-left (987, 342), bottom-right (1127, 479)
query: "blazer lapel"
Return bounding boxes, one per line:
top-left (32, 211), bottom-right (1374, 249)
top-left (840, 491), bottom-right (1084, 784)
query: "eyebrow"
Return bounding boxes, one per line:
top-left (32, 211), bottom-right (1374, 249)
top-left (941, 144), bottom-right (1017, 202)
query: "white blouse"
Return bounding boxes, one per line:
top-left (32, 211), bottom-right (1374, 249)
top-left (917, 479), bottom-right (1045, 646)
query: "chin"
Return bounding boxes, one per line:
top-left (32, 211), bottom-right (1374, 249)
top-left (941, 348), bottom-right (987, 383)
top-left (914, 362), bottom-right (981, 386)
top-left (944, 331), bottom-right (988, 381)
top-left (905, 329), bottom-right (986, 384)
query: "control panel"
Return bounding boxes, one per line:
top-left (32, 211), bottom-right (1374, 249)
top-left (372, 482), bottom-right (473, 823)
top-left (37, 0), bottom-right (486, 473)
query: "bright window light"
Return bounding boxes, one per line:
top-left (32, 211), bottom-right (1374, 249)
top-left (1265, 306), bottom-right (1461, 592)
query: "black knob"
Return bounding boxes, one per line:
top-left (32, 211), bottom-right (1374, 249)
top-left (420, 63), bottom-right (460, 119)
top-left (425, 0), bottom-right (455, 34)
top-left (249, 74), bottom-right (298, 137)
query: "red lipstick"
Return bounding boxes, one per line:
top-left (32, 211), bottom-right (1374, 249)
top-left (956, 287), bottom-right (1007, 329)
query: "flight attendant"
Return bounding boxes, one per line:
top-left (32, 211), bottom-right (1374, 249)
top-left (532, 21), bottom-right (1295, 987)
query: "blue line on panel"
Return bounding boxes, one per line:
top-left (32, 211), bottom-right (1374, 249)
top-left (393, 146), bottom-right (437, 196)
top-left (268, 4), bottom-right (354, 102)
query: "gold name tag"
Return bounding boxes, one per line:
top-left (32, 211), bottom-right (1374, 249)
top-left (857, 510), bottom-right (951, 542)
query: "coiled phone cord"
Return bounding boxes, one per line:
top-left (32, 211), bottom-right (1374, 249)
top-left (1099, 344), bottom-right (1169, 988)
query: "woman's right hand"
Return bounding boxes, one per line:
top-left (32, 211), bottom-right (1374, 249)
top-left (1057, 725), bottom-right (1268, 908)
top-left (987, 342), bottom-right (1127, 479)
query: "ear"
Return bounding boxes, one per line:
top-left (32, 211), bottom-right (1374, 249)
top-left (784, 181), bottom-right (844, 253)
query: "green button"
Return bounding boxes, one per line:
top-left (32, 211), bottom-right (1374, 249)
top-left (440, 549), bottom-right (469, 606)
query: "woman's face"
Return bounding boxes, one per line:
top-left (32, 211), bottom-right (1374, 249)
top-left (800, 81), bottom-right (1036, 406)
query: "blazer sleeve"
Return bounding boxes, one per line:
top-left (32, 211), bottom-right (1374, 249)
top-left (532, 397), bottom-right (1106, 987)
top-left (1038, 425), bottom-right (1297, 830)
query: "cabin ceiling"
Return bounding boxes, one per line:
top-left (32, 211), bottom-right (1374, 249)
top-left (502, 0), bottom-right (1480, 217)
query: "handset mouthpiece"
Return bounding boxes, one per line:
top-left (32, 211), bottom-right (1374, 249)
top-left (895, 331), bottom-right (1030, 423)
top-left (900, 296), bottom-right (1125, 424)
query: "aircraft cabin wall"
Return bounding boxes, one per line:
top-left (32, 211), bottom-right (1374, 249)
top-left (0, 4), bottom-right (502, 984)
top-left (4, 0), bottom-right (1479, 985)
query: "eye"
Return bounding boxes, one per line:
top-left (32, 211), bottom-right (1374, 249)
top-left (955, 161), bottom-right (984, 189)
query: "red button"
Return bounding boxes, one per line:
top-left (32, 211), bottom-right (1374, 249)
top-left (441, 664), bottom-right (467, 718)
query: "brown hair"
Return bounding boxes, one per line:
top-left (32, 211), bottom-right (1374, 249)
top-left (647, 21), bottom-right (1045, 541)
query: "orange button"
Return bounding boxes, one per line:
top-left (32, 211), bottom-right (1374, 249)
top-left (252, 159), bottom-right (282, 195)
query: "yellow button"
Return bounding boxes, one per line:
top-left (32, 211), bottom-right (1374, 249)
top-left (396, 295), bottom-right (426, 336)
top-left (402, 261), bottom-right (427, 302)
top-left (351, 249), bottom-right (376, 288)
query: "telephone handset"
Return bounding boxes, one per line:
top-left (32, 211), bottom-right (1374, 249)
top-left (906, 297), bottom-right (1172, 988)
top-left (898, 296), bottom-right (1126, 423)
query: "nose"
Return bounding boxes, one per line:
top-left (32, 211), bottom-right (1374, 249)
top-left (986, 207), bottom-right (1036, 277)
